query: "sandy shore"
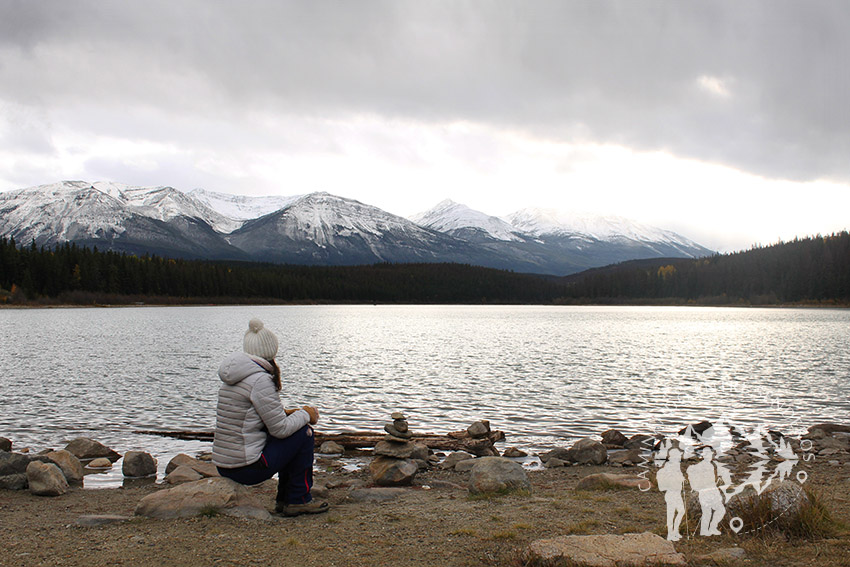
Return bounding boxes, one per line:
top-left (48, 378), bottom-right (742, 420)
top-left (2, 455), bottom-right (848, 567)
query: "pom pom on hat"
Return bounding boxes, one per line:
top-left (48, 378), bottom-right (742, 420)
top-left (243, 318), bottom-right (278, 360)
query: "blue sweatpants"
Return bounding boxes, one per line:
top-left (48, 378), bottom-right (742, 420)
top-left (217, 425), bottom-right (315, 505)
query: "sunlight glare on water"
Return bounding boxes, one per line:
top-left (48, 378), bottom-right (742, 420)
top-left (1, 305), bottom-right (847, 485)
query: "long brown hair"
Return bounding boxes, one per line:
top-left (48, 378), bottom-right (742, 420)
top-left (269, 359), bottom-right (281, 391)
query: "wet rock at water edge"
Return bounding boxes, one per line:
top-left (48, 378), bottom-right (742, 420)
top-left (369, 456), bottom-right (418, 486)
top-left (319, 441), bottom-right (345, 455)
top-left (135, 477), bottom-right (271, 520)
top-left (567, 438), bottom-right (608, 465)
top-left (123, 451), bottom-right (157, 478)
top-left (601, 429), bottom-right (628, 447)
top-left (442, 451), bottom-right (475, 470)
top-left (46, 450), bottom-right (84, 485)
top-left (0, 437), bottom-right (11, 452)
top-left (468, 457), bottom-right (531, 496)
top-left (64, 438), bottom-right (120, 462)
top-left (87, 458), bottom-right (113, 469)
top-left (165, 465), bottom-right (203, 485)
top-left (467, 420), bottom-right (491, 439)
top-left (502, 447), bottom-right (528, 458)
top-left (624, 434), bottom-right (656, 451)
top-left (27, 461), bottom-right (69, 496)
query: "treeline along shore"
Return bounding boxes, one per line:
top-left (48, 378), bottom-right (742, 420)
top-left (0, 231), bottom-right (848, 306)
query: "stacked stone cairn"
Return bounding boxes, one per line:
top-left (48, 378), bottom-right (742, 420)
top-left (369, 412), bottom-right (428, 486)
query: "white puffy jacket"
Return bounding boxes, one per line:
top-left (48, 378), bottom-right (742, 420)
top-left (212, 352), bottom-right (310, 468)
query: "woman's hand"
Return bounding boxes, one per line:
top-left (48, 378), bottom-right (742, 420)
top-left (302, 405), bottom-right (319, 425)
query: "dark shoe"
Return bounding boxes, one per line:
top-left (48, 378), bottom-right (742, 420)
top-left (277, 500), bottom-right (329, 517)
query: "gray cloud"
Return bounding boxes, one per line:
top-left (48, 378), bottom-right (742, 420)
top-left (1, 0), bottom-right (849, 182)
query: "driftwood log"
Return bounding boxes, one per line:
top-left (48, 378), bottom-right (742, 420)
top-left (134, 428), bottom-right (505, 456)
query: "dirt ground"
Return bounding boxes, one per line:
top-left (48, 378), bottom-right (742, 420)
top-left (1, 457), bottom-right (848, 567)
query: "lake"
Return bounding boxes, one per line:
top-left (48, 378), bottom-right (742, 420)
top-left (1, 305), bottom-right (848, 486)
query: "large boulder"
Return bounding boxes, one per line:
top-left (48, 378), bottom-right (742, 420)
top-left (27, 461), bottom-right (69, 496)
top-left (527, 533), bottom-right (686, 567)
top-left (64, 438), bottom-right (120, 462)
top-left (165, 453), bottom-right (219, 478)
top-left (135, 477), bottom-right (271, 520)
top-left (46, 450), bottom-right (85, 486)
top-left (122, 451), bottom-right (157, 478)
top-left (369, 457), bottom-right (418, 486)
top-left (468, 457), bottom-right (531, 496)
top-left (568, 438), bottom-right (608, 465)
top-left (0, 451), bottom-right (34, 476)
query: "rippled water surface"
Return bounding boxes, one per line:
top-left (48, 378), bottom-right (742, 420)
top-left (1, 305), bottom-right (848, 485)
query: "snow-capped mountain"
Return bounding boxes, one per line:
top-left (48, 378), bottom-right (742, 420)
top-left (507, 208), bottom-right (713, 258)
top-left (227, 193), bottom-right (487, 265)
top-left (0, 181), bottom-right (714, 274)
top-left (0, 181), bottom-right (246, 259)
top-left (188, 188), bottom-right (300, 224)
top-left (411, 199), bottom-right (523, 242)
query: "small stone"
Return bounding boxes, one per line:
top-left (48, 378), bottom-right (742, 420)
top-left (390, 412), bottom-right (405, 421)
top-left (46, 450), bottom-right (84, 485)
top-left (575, 473), bottom-right (651, 491)
top-left (383, 424), bottom-right (413, 439)
top-left (468, 457), bottom-right (531, 496)
top-left (165, 465), bottom-right (204, 485)
top-left (539, 447), bottom-right (571, 463)
top-left (87, 458), bottom-right (113, 469)
top-left (369, 456), bottom-right (417, 486)
top-left (348, 487), bottom-right (408, 502)
top-left (503, 447), bottom-right (528, 458)
top-left (122, 451), bottom-right (157, 478)
top-left (76, 514), bottom-right (131, 526)
top-left (441, 451), bottom-right (474, 470)
top-left (608, 449), bottom-right (643, 467)
top-left (311, 483), bottom-right (329, 499)
top-left (544, 457), bottom-right (567, 468)
top-left (527, 533), bottom-right (686, 566)
top-left (393, 419), bottom-right (409, 433)
top-left (0, 437), bottom-right (11, 452)
top-left (319, 441), bottom-right (345, 455)
top-left (601, 429), bottom-right (628, 447)
top-left (467, 420), bottom-right (491, 439)
top-left (699, 547), bottom-right (746, 562)
top-left (26, 461), bottom-right (69, 496)
top-left (63, 438), bottom-right (120, 462)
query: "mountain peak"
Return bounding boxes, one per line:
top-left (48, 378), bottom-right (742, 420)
top-left (411, 200), bottom-right (522, 242)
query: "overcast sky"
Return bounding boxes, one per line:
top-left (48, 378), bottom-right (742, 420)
top-left (1, 1), bottom-right (849, 251)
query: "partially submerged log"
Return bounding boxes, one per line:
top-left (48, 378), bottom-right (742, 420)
top-left (135, 428), bottom-right (505, 455)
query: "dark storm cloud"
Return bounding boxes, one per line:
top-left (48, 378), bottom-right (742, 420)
top-left (2, 0), bottom-right (849, 182)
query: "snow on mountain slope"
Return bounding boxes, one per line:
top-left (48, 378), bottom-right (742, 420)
top-left (507, 208), bottom-right (711, 256)
top-left (411, 199), bottom-right (523, 241)
top-left (0, 181), bottom-right (132, 244)
top-left (188, 188), bottom-right (300, 223)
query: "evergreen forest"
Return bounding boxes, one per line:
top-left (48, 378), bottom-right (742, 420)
top-left (0, 232), bottom-right (848, 306)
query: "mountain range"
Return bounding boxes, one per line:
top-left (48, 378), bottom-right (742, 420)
top-left (0, 181), bottom-right (713, 275)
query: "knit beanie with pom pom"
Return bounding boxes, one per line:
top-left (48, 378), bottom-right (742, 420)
top-left (243, 318), bottom-right (279, 361)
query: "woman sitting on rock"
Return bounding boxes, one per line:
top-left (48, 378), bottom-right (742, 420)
top-left (212, 318), bottom-right (328, 516)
